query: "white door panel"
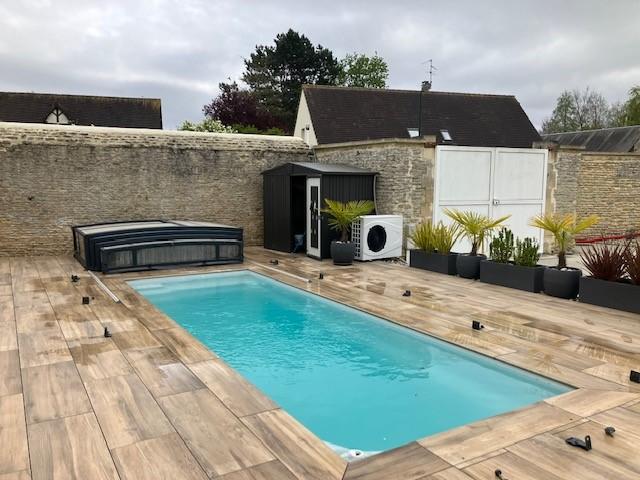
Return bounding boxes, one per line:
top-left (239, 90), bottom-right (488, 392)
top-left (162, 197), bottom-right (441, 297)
top-left (434, 146), bottom-right (548, 254)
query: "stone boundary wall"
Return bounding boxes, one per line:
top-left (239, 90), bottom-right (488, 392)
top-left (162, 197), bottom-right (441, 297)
top-left (314, 138), bottom-right (437, 232)
top-left (0, 122), bottom-right (309, 256)
top-left (550, 147), bottom-right (640, 236)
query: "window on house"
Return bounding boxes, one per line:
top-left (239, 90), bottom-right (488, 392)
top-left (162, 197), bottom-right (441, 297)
top-left (440, 129), bottom-right (453, 142)
top-left (45, 107), bottom-right (70, 125)
top-left (407, 128), bottom-right (419, 138)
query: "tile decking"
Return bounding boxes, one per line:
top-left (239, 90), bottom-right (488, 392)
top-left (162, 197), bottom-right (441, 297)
top-left (0, 249), bottom-right (639, 479)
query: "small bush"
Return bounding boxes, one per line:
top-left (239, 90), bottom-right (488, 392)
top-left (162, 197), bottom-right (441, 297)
top-left (624, 240), bottom-right (640, 285)
top-left (514, 237), bottom-right (540, 267)
top-left (410, 223), bottom-right (435, 252)
top-left (432, 222), bottom-right (460, 254)
top-left (580, 242), bottom-right (627, 281)
top-left (489, 228), bottom-right (514, 263)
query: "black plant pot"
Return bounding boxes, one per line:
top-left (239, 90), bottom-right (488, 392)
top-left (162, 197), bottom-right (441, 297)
top-left (456, 254), bottom-right (486, 279)
top-left (409, 250), bottom-right (458, 275)
top-left (579, 276), bottom-right (640, 314)
top-left (330, 241), bottom-right (356, 266)
top-left (479, 260), bottom-right (545, 293)
top-left (543, 267), bottom-right (581, 299)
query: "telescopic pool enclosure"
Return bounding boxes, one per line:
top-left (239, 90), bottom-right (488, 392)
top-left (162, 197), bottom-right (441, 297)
top-left (72, 220), bottom-right (243, 273)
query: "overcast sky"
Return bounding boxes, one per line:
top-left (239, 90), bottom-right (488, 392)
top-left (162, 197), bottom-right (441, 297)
top-left (1, 0), bottom-right (639, 129)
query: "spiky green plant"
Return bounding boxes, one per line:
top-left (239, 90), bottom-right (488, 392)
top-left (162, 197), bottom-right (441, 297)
top-left (514, 237), bottom-right (541, 267)
top-left (409, 222), bottom-right (435, 252)
top-left (432, 222), bottom-right (461, 254)
top-left (489, 228), bottom-right (514, 263)
top-left (530, 213), bottom-right (599, 269)
top-left (322, 199), bottom-right (375, 242)
top-left (444, 209), bottom-right (511, 256)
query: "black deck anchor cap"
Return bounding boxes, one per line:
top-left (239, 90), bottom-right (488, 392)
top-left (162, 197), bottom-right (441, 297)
top-left (103, 327), bottom-right (112, 338)
top-left (472, 320), bottom-right (484, 330)
top-left (402, 290), bottom-right (411, 297)
top-left (630, 370), bottom-right (640, 383)
top-left (494, 469), bottom-right (507, 480)
top-left (71, 274), bottom-right (79, 283)
top-left (319, 272), bottom-right (324, 279)
top-left (82, 296), bottom-right (90, 305)
top-left (565, 435), bottom-right (592, 451)
top-left (604, 426), bottom-right (616, 437)
top-left (270, 259), bottom-right (279, 265)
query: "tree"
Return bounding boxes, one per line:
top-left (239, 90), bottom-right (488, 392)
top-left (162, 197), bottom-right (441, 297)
top-left (541, 87), bottom-right (621, 134)
top-left (338, 52), bottom-right (389, 88)
top-left (624, 85), bottom-right (640, 125)
top-left (203, 81), bottom-right (284, 132)
top-left (242, 29), bottom-right (342, 132)
top-left (178, 118), bottom-right (236, 133)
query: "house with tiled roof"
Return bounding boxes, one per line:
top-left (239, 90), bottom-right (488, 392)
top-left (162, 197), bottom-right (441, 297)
top-left (294, 84), bottom-right (540, 148)
top-left (0, 91), bottom-right (162, 129)
top-left (542, 125), bottom-right (640, 152)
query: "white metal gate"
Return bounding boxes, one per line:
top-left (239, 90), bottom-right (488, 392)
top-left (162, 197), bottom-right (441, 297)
top-left (433, 146), bottom-right (548, 254)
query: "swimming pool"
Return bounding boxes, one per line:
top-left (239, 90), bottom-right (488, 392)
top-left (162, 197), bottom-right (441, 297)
top-left (130, 270), bottom-right (570, 454)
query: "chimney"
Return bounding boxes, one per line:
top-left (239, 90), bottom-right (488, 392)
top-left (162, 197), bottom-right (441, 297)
top-left (421, 81), bottom-right (432, 92)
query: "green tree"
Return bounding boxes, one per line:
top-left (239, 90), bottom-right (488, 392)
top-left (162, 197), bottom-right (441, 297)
top-left (178, 119), bottom-right (237, 133)
top-left (242, 29), bottom-right (341, 132)
top-left (541, 87), bottom-right (619, 134)
top-left (624, 85), bottom-right (640, 125)
top-left (338, 52), bottom-right (389, 88)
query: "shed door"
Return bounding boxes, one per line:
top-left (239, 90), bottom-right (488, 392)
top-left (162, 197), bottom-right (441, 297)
top-left (434, 146), bottom-right (548, 254)
top-left (306, 177), bottom-right (321, 258)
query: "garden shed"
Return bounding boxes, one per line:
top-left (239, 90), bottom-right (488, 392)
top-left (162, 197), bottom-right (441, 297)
top-left (262, 162), bottom-right (377, 259)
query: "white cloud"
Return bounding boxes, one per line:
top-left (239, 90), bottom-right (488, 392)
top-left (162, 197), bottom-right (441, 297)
top-left (1, 0), bottom-right (638, 128)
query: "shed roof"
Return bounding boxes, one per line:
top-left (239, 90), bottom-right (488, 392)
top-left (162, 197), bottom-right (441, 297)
top-left (0, 91), bottom-right (162, 129)
top-left (302, 85), bottom-right (541, 148)
top-left (541, 125), bottom-right (640, 152)
top-left (262, 162), bottom-right (377, 176)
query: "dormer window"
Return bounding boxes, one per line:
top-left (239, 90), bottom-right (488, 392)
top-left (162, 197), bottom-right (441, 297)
top-left (440, 129), bottom-right (453, 142)
top-left (407, 128), bottom-right (419, 138)
top-left (46, 106), bottom-right (69, 125)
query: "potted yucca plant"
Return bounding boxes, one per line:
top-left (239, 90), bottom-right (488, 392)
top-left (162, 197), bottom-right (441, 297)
top-left (409, 221), bottom-right (461, 275)
top-left (322, 199), bottom-right (374, 265)
top-left (479, 228), bottom-right (545, 292)
top-left (444, 209), bottom-right (510, 279)
top-left (579, 239), bottom-right (640, 314)
top-left (530, 213), bottom-right (598, 299)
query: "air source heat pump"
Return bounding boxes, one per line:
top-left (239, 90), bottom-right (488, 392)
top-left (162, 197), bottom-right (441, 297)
top-left (352, 215), bottom-right (403, 261)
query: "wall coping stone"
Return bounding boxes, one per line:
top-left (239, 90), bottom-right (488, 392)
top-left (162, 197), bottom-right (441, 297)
top-left (313, 136), bottom-right (437, 150)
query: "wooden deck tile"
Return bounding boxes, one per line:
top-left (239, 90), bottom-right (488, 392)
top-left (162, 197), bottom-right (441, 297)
top-left (425, 467), bottom-right (474, 480)
top-left (552, 420), bottom-right (640, 474)
top-left (344, 442), bottom-right (449, 480)
top-left (159, 388), bottom-right (274, 477)
top-left (68, 337), bottom-right (133, 382)
top-left (14, 304), bottom-right (59, 335)
top-left (0, 350), bottom-right (21, 397)
top-left (17, 331), bottom-right (71, 368)
top-left (27, 412), bottom-right (119, 480)
top-left (582, 362), bottom-right (640, 390)
top-left (126, 347), bottom-right (204, 397)
top-left (590, 406), bottom-right (640, 435)
top-left (111, 433), bottom-right (208, 480)
top-left (189, 359), bottom-right (278, 417)
top-left (22, 361), bottom-right (92, 424)
top-left (0, 471), bottom-right (31, 480)
top-left (242, 409), bottom-right (346, 480)
top-left (0, 322), bottom-right (18, 352)
top-left (419, 402), bottom-right (577, 466)
top-left (89, 303), bottom-right (143, 333)
top-left (463, 451), bottom-right (563, 480)
top-left (85, 374), bottom-right (174, 449)
top-left (217, 461), bottom-right (298, 480)
top-left (508, 433), bottom-right (639, 480)
top-left (54, 305), bottom-right (104, 342)
top-left (0, 296), bottom-right (15, 323)
top-left (545, 388), bottom-right (639, 417)
top-left (0, 394), bottom-right (29, 475)
top-left (111, 328), bottom-right (162, 352)
top-left (152, 327), bottom-right (215, 364)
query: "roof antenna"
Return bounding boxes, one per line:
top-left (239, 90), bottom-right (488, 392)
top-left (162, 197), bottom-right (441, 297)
top-left (418, 59), bottom-right (437, 137)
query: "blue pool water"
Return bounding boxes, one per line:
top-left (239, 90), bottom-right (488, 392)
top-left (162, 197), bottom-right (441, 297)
top-left (130, 270), bottom-right (570, 453)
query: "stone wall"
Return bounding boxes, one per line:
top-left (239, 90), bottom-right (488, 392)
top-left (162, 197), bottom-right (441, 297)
top-left (0, 122), bottom-right (309, 256)
top-left (314, 138), bottom-right (436, 231)
top-left (550, 147), bottom-right (640, 236)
